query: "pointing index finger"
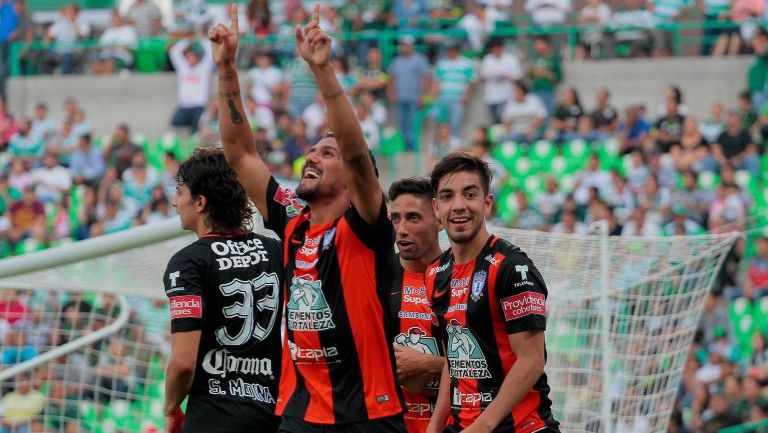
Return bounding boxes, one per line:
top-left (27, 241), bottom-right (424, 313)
top-left (311, 3), bottom-right (320, 27)
top-left (229, 3), bottom-right (239, 34)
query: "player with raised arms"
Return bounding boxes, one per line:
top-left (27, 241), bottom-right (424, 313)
top-left (209, 4), bottom-right (406, 433)
top-left (424, 152), bottom-right (560, 433)
top-left (388, 177), bottom-right (446, 433)
top-left (163, 149), bottom-right (283, 433)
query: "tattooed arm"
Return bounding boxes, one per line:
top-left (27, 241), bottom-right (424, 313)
top-left (208, 4), bottom-right (273, 220)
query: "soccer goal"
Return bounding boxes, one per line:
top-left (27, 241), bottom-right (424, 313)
top-left (0, 220), bottom-right (737, 433)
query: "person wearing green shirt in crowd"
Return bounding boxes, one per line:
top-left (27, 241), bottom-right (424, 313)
top-left (0, 173), bottom-right (20, 215)
top-left (528, 35), bottom-right (561, 117)
top-left (749, 28), bottom-right (768, 111)
top-left (431, 43), bottom-right (477, 136)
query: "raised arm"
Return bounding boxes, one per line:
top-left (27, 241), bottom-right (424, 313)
top-left (296, 4), bottom-right (382, 225)
top-left (208, 4), bottom-right (273, 219)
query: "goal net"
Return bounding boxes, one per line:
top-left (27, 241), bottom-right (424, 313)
top-left (0, 220), bottom-right (737, 433)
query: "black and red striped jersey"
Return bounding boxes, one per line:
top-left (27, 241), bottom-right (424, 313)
top-left (389, 261), bottom-right (444, 433)
top-left (425, 235), bottom-right (559, 433)
top-left (264, 177), bottom-right (405, 424)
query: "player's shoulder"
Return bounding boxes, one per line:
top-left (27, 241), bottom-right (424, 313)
top-left (490, 236), bottom-right (536, 268)
top-left (168, 238), bottom-right (212, 267)
top-left (426, 248), bottom-right (454, 278)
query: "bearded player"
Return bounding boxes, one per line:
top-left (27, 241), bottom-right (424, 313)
top-left (209, 4), bottom-right (405, 433)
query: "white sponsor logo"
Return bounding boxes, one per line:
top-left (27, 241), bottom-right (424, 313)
top-left (169, 271), bottom-right (180, 287)
top-left (397, 311), bottom-right (433, 321)
top-left (429, 261), bottom-right (451, 276)
top-left (202, 348), bottom-right (274, 378)
top-left (406, 402), bottom-right (434, 416)
top-left (515, 265), bottom-right (529, 280)
top-left (211, 239), bottom-right (271, 271)
top-left (446, 303), bottom-right (467, 313)
top-left (452, 388), bottom-right (493, 407)
top-left (228, 378), bottom-right (275, 403)
top-left (288, 341), bottom-right (340, 363)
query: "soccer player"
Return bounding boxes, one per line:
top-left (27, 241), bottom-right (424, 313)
top-left (163, 149), bottom-right (283, 433)
top-left (388, 177), bottom-right (445, 433)
top-left (209, 4), bottom-right (406, 433)
top-left (424, 152), bottom-right (560, 433)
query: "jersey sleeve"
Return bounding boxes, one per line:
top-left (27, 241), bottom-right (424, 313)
top-left (343, 194), bottom-right (394, 251)
top-left (164, 248), bottom-right (207, 333)
top-left (495, 253), bottom-right (547, 334)
top-left (264, 176), bottom-right (306, 240)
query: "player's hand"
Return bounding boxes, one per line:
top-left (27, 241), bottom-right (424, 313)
top-left (394, 344), bottom-right (429, 391)
top-left (164, 406), bottom-right (185, 433)
top-left (208, 3), bottom-right (239, 67)
top-left (295, 4), bottom-right (331, 68)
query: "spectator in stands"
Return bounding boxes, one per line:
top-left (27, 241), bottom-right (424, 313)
top-left (748, 28), bottom-right (768, 111)
top-left (648, 0), bottom-right (692, 57)
top-left (536, 176), bottom-right (565, 224)
top-left (701, 392), bottom-right (742, 433)
top-left (470, 136), bottom-right (507, 196)
top-left (95, 338), bottom-right (136, 402)
top-left (354, 46), bottom-right (388, 100)
top-left (551, 210), bottom-right (588, 234)
top-left (670, 117), bottom-right (715, 173)
top-left (29, 102), bottom-right (55, 145)
top-left (283, 48), bottom-right (319, 117)
top-left (609, 0), bottom-right (654, 57)
top-left (0, 172), bottom-right (20, 216)
top-left (500, 81), bottom-right (547, 143)
top-left (358, 89), bottom-right (387, 126)
top-left (122, 152), bottom-right (158, 208)
top-left (625, 150), bottom-right (650, 192)
top-left (388, 35), bottom-right (430, 152)
top-left (744, 235), bottom-right (768, 298)
top-left (7, 185), bottom-right (44, 249)
top-left (512, 191), bottom-right (545, 231)
top-left (528, 35), bottom-right (562, 116)
top-left (671, 170), bottom-right (712, 226)
top-left (169, 38), bottom-right (213, 134)
top-left (618, 105), bottom-right (650, 154)
top-left (246, 0), bottom-right (272, 35)
top-left (430, 122), bottom-right (462, 165)
top-left (652, 94), bottom-right (685, 153)
top-left (70, 133), bottom-right (105, 186)
top-left (8, 118), bottom-right (42, 160)
top-left (1, 328), bottom-right (37, 365)
top-left (126, 0), bottom-right (163, 37)
top-left (577, 0), bottom-right (612, 59)
top-left (246, 51), bottom-right (281, 137)
top-left (738, 90), bottom-right (757, 129)
top-left (549, 87), bottom-right (584, 141)
top-left (90, 11), bottom-right (138, 75)
top-left (708, 181), bottom-right (747, 232)
top-left (392, 0), bottom-right (429, 30)
top-left (302, 91), bottom-right (326, 138)
top-left (480, 38), bottom-right (523, 125)
top-left (29, 152), bottom-right (71, 204)
top-left (590, 88), bottom-right (619, 136)
top-left (701, 101), bottom-right (726, 143)
top-left (458, 2), bottom-right (503, 52)
top-left (701, 0), bottom-right (732, 56)
top-left (355, 102), bottom-right (380, 150)
top-left (0, 373), bottom-right (44, 433)
top-left (525, 0), bottom-right (571, 53)
top-left (730, 0), bottom-right (765, 54)
top-left (44, 4), bottom-right (90, 74)
top-left (621, 206), bottom-right (661, 236)
top-left (712, 110), bottom-right (761, 177)
top-left (103, 123), bottom-right (141, 177)
top-left (0, 0), bottom-right (18, 97)
top-left (664, 204), bottom-right (702, 235)
top-left (574, 154), bottom-right (612, 205)
top-left (431, 43), bottom-right (477, 136)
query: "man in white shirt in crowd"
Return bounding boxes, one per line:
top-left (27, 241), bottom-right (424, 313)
top-left (30, 152), bottom-right (72, 204)
top-left (480, 38), bottom-right (523, 124)
top-left (44, 3), bottom-right (90, 74)
top-left (169, 38), bottom-right (214, 134)
top-left (90, 11), bottom-right (138, 75)
top-left (573, 154), bottom-right (613, 205)
top-left (501, 81), bottom-right (547, 143)
top-left (247, 51), bottom-right (282, 138)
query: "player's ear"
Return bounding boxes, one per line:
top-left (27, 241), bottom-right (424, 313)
top-left (484, 193), bottom-right (493, 217)
top-left (195, 194), bottom-right (207, 213)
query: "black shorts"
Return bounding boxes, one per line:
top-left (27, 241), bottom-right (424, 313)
top-left (278, 414), bottom-right (407, 433)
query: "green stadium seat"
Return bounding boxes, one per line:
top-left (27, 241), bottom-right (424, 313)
top-left (559, 173), bottom-right (577, 193)
top-left (697, 171), bottom-right (720, 190)
top-left (135, 38), bottom-right (168, 74)
top-left (530, 140), bottom-right (556, 161)
top-left (523, 174), bottom-right (544, 198)
top-left (563, 139), bottom-right (590, 162)
top-left (549, 155), bottom-right (569, 175)
top-left (754, 296), bottom-right (768, 335)
top-left (380, 128), bottom-right (404, 157)
top-left (488, 124), bottom-right (506, 144)
top-left (513, 156), bottom-right (535, 178)
top-left (492, 141), bottom-right (521, 171)
top-left (729, 297), bottom-right (755, 355)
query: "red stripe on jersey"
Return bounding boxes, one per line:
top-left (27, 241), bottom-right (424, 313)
top-left (337, 218), bottom-right (403, 419)
top-left (488, 252), bottom-right (547, 433)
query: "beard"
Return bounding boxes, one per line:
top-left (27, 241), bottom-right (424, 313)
top-left (446, 219), bottom-right (482, 245)
top-left (296, 181), bottom-right (320, 202)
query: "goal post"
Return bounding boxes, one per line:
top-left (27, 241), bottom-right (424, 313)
top-left (0, 221), bottom-right (738, 433)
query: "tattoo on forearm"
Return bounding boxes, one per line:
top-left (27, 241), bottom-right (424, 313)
top-left (227, 98), bottom-right (244, 124)
top-left (218, 90), bottom-right (240, 98)
top-left (323, 90), bottom-right (343, 100)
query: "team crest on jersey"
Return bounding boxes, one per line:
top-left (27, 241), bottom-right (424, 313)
top-left (471, 270), bottom-right (487, 301)
top-left (446, 320), bottom-right (491, 379)
top-left (287, 277), bottom-right (335, 331)
top-left (273, 186), bottom-right (306, 217)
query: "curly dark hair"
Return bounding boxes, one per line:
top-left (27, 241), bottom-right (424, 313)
top-left (176, 148), bottom-right (253, 233)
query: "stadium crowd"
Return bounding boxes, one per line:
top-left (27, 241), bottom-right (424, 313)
top-left (0, 1), bottom-right (767, 433)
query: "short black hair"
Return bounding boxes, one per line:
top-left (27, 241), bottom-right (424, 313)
top-left (430, 151), bottom-right (492, 196)
top-left (388, 176), bottom-right (434, 203)
top-left (176, 148), bottom-right (253, 233)
top-left (323, 131), bottom-right (379, 178)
